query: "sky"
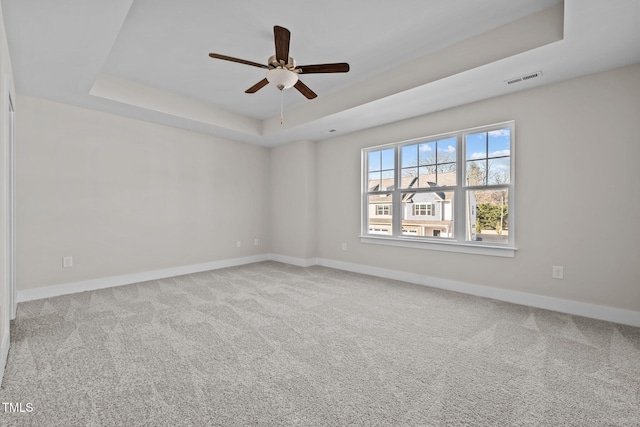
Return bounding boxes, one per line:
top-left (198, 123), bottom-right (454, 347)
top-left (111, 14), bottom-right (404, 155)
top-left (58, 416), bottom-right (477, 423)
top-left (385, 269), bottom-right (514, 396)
top-left (369, 127), bottom-right (511, 175)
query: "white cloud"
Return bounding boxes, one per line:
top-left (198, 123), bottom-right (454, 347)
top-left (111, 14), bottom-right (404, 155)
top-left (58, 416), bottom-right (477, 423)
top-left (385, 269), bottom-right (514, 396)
top-left (445, 145), bottom-right (455, 153)
top-left (419, 144), bottom-right (432, 152)
top-left (488, 129), bottom-right (510, 137)
top-left (468, 149), bottom-right (510, 159)
top-left (489, 149), bottom-right (510, 157)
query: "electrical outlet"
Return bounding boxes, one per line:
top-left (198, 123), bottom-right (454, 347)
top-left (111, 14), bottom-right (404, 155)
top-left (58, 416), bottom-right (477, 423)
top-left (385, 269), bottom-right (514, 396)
top-left (341, 243), bottom-right (347, 251)
top-left (552, 265), bottom-right (564, 279)
top-left (254, 239), bottom-right (259, 246)
top-left (236, 241), bottom-right (242, 248)
top-left (63, 256), bottom-right (73, 268)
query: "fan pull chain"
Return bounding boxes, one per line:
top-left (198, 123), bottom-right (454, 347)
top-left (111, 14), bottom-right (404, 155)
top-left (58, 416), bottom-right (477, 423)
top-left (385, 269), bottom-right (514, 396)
top-left (280, 89), bottom-right (284, 125)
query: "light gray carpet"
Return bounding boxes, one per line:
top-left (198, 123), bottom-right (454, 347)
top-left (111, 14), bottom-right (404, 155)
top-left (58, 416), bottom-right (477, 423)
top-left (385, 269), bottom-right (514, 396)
top-left (1, 261), bottom-right (639, 426)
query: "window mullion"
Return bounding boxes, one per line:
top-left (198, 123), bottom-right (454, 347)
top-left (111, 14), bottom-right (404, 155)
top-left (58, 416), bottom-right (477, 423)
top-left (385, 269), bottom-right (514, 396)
top-left (362, 151), bottom-right (370, 236)
top-left (392, 145), bottom-right (402, 237)
top-left (454, 134), bottom-right (464, 242)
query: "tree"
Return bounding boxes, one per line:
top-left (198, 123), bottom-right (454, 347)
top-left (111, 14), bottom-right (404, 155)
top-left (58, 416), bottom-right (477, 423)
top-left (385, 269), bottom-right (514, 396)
top-left (466, 162), bottom-right (486, 186)
top-left (476, 203), bottom-right (508, 232)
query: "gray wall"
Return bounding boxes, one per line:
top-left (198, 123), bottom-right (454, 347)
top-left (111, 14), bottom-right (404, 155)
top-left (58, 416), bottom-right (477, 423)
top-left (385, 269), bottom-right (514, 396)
top-left (14, 63), bottom-right (640, 314)
top-left (315, 63), bottom-right (640, 312)
top-left (0, 3), bottom-right (16, 375)
top-left (269, 140), bottom-right (317, 260)
top-left (17, 95), bottom-right (270, 289)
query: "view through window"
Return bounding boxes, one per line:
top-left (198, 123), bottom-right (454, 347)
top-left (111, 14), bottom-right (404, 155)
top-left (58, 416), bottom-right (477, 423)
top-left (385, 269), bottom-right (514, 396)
top-left (363, 122), bottom-right (514, 251)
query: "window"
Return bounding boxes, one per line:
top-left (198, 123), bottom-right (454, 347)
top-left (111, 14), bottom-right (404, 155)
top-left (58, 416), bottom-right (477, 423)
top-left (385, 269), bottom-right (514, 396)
top-left (375, 204), bottom-right (391, 216)
top-left (412, 203), bottom-right (434, 216)
top-left (362, 122), bottom-right (515, 257)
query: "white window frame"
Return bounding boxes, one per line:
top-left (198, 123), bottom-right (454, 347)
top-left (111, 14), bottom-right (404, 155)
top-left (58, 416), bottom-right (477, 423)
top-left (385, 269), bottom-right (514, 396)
top-left (361, 121), bottom-right (517, 257)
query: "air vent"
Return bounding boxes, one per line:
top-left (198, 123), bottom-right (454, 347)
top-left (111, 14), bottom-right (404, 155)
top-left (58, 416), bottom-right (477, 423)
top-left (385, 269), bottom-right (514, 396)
top-left (505, 70), bottom-right (543, 85)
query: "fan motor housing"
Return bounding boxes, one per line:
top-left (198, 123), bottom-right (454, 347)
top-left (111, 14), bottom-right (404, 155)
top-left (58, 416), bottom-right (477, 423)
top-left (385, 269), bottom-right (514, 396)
top-left (268, 55), bottom-right (296, 70)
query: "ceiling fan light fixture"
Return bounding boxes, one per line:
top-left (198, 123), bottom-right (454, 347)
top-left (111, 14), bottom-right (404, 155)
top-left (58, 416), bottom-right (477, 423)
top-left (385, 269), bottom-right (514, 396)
top-left (209, 25), bottom-right (348, 100)
top-left (266, 68), bottom-right (298, 90)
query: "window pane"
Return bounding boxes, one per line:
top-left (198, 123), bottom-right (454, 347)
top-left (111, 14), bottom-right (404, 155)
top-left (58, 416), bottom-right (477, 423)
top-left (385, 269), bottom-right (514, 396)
top-left (381, 148), bottom-right (394, 170)
top-left (401, 168), bottom-right (418, 188)
top-left (402, 190), bottom-right (454, 238)
top-left (466, 133), bottom-right (486, 160)
top-left (368, 172), bottom-right (381, 191)
top-left (437, 137), bottom-right (457, 163)
top-left (369, 149), bottom-right (395, 190)
top-left (368, 151), bottom-right (381, 172)
top-left (368, 194), bottom-right (392, 235)
top-left (437, 163), bottom-right (456, 186)
top-left (488, 129), bottom-right (510, 158)
top-left (397, 138), bottom-right (460, 188)
top-left (418, 166), bottom-right (436, 188)
top-left (419, 142), bottom-right (436, 165)
top-left (466, 189), bottom-right (509, 244)
top-left (381, 169), bottom-right (395, 190)
top-left (466, 160), bottom-right (486, 186)
top-left (401, 144), bottom-right (417, 168)
top-left (487, 158), bottom-right (510, 185)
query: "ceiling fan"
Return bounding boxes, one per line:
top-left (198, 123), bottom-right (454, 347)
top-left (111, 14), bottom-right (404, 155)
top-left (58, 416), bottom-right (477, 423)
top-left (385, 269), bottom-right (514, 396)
top-left (208, 25), bottom-right (350, 100)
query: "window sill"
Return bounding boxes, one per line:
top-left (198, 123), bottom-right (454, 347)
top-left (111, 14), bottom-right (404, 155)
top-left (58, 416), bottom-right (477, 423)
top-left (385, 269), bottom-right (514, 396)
top-left (359, 235), bottom-right (517, 258)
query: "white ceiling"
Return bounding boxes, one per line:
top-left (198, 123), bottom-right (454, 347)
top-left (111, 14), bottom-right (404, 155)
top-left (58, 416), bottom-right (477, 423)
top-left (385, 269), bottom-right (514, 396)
top-left (2, 0), bottom-right (640, 146)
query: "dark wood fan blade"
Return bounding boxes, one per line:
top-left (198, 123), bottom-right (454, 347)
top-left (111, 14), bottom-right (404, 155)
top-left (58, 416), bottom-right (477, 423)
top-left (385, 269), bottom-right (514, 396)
top-left (294, 80), bottom-right (317, 99)
top-left (274, 26), bottom-right (291, 63)
top-left (209, 53), bottom-right (268, 69)
top-left (297, 63), bottom-right (350, 74)
top-left (245, 78), bottom-right (269, 93)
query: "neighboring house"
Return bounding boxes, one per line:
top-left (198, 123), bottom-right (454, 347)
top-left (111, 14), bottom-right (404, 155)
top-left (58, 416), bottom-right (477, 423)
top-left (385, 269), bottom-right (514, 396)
top-left (401, 190), bottom-right (453, 237)
top-left (367, 191), bottom-right (393, 235)
top-left (367, 176), bottom-right (455, 237)
top-left (367, 170), bottom-right (511, 242)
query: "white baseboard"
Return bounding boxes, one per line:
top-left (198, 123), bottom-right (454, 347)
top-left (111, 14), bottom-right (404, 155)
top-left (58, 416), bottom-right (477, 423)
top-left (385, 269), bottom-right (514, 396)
top-left (315, 258), bottom-right (640, 328)
top-left (14, 253), bottom-right (640, 328)
top-left (268, 253), bottom-right (317, 267)
top-left (17, 254), bottom-right (269, 303)
top-left (0, 330), bottom-right (9, 386)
